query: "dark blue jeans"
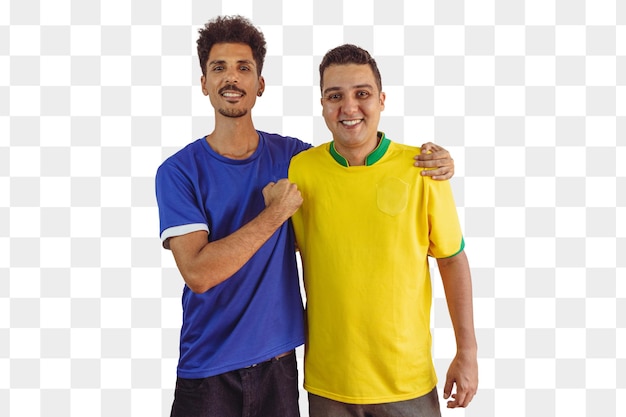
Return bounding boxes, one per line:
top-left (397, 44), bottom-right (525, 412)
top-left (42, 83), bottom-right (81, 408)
top-left (170, 351), bottom-right (300, 417)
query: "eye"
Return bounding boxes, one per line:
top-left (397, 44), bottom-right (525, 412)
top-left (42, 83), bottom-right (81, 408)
top-left (212, 65), bottom-right (224, 72)
top-left (357, 90), bottom-right (370, 98)
top-left (239, 65), bottom-right (250, 71)
top-left (326, 93), bottom-right (342, 102)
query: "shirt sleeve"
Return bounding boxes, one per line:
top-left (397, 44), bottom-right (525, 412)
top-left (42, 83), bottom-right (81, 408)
top-left (426, 178), bottom-right (464, 258)
top-left (155, 161), bottom-right (209, 249)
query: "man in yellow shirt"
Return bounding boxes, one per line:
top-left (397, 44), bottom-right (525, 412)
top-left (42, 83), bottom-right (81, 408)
top-left (289, 44), bottom-right (478, 416)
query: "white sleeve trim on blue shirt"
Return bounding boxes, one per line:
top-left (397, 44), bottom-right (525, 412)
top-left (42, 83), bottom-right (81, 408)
top-left (161, 223), bottom-right (209, 249)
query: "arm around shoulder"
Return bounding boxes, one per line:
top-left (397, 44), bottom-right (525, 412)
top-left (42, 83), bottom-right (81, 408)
top-left (414, 142), bottom-right (455, 180)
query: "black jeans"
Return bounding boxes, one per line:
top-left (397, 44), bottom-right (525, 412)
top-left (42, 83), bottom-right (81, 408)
top-left (170, 351), bottom-right (300, 417)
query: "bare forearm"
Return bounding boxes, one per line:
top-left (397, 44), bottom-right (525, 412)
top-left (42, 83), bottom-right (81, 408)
top-left (437, 251), bottom-right (477, 352)
top-left (437, 251), bottom-right (478, 408)
top-left (169, 179), bottom-right (302, 294)
top-left (171, 206), bottom-right (289, 293)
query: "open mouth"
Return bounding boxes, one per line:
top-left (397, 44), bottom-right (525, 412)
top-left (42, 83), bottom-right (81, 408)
top-left (341, 119), bottom-right (362, 126)
top-left (222, 92), bottom-right (244, 99)
top-left (219, 86), bottom-right (246, 98)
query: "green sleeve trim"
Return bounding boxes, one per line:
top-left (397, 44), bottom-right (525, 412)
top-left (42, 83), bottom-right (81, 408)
top-left (442, 237), bottom-right (465, 259)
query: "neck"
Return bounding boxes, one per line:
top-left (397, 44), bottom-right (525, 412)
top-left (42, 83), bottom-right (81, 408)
top-left (338, 149), bottom-right (370, 167)
top-left (334, 134), bottom-right (381, 167)
top-left (207, 115), bottom-right (259, 159)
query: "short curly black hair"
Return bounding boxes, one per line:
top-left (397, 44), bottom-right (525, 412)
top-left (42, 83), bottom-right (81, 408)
top-left (197, 15), bottom-right (267, 76)
top-left (319, 44), bottom-right (382, 93)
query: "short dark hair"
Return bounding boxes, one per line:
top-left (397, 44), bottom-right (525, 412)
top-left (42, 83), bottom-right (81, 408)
top-left (197, 15), bottom-right (267, 76)
top-left (318, 44), bottom-right (382, 93)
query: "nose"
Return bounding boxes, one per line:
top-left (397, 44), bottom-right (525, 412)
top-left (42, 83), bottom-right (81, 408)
top-left (224, 67), bottom-right (238, 84)
top-left (341, 95), bottom-right (359, 114)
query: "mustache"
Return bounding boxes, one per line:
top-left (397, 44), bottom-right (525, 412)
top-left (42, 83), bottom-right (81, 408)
top-left (218, 85), bottom-right (246, 95)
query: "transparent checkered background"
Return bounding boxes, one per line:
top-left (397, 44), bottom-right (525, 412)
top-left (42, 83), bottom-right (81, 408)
top-left (1, 0), bottom-right (625, 416)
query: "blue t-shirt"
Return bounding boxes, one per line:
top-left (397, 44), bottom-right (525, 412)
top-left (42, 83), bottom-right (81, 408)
top-left (155, 131), bottom-right (311, 378)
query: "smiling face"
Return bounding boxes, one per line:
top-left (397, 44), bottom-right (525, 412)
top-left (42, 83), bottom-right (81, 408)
top-left (201, 42), bottom-right (265, 119)
top-left (321, 63), bottom-right (385, 156)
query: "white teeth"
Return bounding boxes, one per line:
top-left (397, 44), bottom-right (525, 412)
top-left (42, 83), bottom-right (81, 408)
top-left (342, 120), bottom-right (361, 126)
top-left (223, 92), bottom-right (242, 97)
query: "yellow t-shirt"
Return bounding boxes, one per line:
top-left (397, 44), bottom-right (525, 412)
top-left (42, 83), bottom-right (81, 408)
top-left (288, 135), bottom-right (464, 404)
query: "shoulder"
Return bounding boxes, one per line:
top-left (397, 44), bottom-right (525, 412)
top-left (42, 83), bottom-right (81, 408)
top-left (290, 142), bottom-right (330, 165)
top-left (259, 131), bottom-right (312, 154)
top-left (387, 140), bottom-right (421, 157)
top-left (381, 140), bottom-right (423, 169)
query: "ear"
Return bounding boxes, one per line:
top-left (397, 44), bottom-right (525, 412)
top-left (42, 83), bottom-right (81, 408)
top-left (379, 92), bottom-right (386, 111)
top-left (200, 75), bottom-right (208, 96)
top-left (258, 75), bottom-right (265, 95)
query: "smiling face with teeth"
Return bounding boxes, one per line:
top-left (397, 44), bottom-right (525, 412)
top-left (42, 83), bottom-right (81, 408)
top-left (320, 63), bottom-right (386, 164)
top-left (201, 42), bottom-right (265, 119)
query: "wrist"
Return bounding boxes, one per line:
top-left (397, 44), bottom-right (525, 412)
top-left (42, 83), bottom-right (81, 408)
top-left (260, 205), bottom-right (288, 229)
top-left (456, 345), bottom-right (478, 356)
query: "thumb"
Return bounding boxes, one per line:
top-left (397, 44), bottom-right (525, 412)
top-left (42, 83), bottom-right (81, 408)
top-left (263, 181), bottom-right (276, 192)
top-left (421, 142), bottom-right (434, 153)
top-left (443, 376), bottom-right (454, 399)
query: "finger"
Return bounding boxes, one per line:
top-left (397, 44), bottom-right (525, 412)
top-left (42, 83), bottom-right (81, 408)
top-left (446, 394), bottom-right (458, 408)
top-left (421, 164), bottom-right (452, 173)
top-left (420, 142), bottom-right (442, 153)
top-left (452, 386), bottom-right (477, 408)
top-left (414, 151), bottom-right (449, 163)
top-left (452, 389), bottom-right (467, 408)
top-left (414, 157), bottom-right (451, 167)
top-left (426, 150), bottom-right (449, 160)
top-left (459, 388), bottom-right (476, 408)
top-left (414, 152), bottom-right (436, 161)
top-left (447, 400), bottom-right (460, 409)
top-left (420, 167), bottom-right (453, 180)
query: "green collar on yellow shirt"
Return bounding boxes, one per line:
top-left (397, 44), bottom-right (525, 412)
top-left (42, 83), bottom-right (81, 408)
top-left (329, 132), bottom-right (391, 167)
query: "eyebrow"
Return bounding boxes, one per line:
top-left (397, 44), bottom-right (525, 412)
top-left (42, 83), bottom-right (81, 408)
top-left (208, 59), bottom-right (256, 67)
top-left (322, 84), bottom-right (375, 96)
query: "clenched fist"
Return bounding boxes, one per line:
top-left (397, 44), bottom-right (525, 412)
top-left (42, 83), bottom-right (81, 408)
top-left (262, 179), bottom-right (303, 221)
